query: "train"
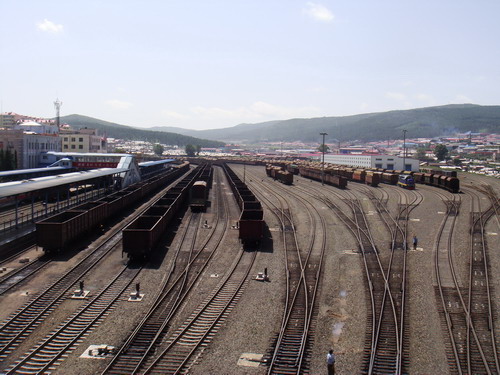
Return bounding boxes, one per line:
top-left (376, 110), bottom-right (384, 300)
top-left (177, 157), bottom-right (461, 194)
top-left (222, 163), bottom-right (264, 244)
top-left (122, 163), bottom-right (210, 260)
top-left (36, 161), bottom-right (190, 253)
top-left (298, 166), bottom-right (348, 189)
top-left (397, 174), bottom-right (415, 190)
top-left (266, 165), bottom-right (294, 185)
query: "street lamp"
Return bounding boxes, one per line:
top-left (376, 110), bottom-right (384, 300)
top-left (402, 129), bottom-right (407, 171)
top-left (320, 132), bottom-right (328, 185)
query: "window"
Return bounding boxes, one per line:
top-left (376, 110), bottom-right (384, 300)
top-left (375, 164), bottom-right (382, 168)
top-left (387, 164), bottom-right (394, 170)
top-left (64, 145), bottom-right (68, 149)
top-left (71, 145), bottom-right (76, 149)
top-left (79, 137), bottom-right (83, 142)
top-left (64, 137), bottom-right (68, 141)
top-left (71, 137), bottom-right (76, 142)
top-left (79, 145), bottom-right (83, 149)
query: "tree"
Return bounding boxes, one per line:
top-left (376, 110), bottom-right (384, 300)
top-left (153, 143), bottom-right (164, 156)
top-left (452, 158), bottom-right (462, 166)
top-left (185, 144), bottom-right (196, 157)
top-left (195, 145), bottom-right (202, 155)
top-left (434, 144), bottom-right (449, 161)
top-left (318, 144), bottom-right (330, 153)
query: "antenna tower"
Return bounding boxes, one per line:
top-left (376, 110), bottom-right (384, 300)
top-left (54, 98), bottom-right (63, 128)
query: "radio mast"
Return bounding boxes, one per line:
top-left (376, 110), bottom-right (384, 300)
top-left (54, 98), bottom-right (62, 128)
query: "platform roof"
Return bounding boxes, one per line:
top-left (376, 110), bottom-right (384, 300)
top-left (0, 168), bottom-right (128, 198)
top-left (138, 159), bottom-right (175, 167)
top-left (0, 166), bottom-right (69, 178)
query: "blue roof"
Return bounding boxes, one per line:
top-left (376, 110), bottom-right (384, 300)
top-left (138, 159), bottom-right (175, 167)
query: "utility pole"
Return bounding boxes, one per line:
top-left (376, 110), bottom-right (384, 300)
top-left (402, 129), bottom-right (407, 171)
top-left (54, 98), bottom-right (62, 128)
top-left (320, 132), bottom-right (328, 185)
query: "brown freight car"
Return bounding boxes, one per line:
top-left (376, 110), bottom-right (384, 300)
top-left (36, 210), bottom-right (88, 252)
top-left (381, 172), bottom-right (398, 185)
top-left (365, 172), bottom-right (380, 187)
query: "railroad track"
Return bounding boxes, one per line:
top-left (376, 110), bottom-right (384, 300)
top-left (463, 187), bottom-right (499, 373)
top-left (0, 256), bottom-right (51, 296)
top-left (140, 248), bottom-right (256, 374)
top-left (239, 167), bottom-right (327, 374)
top-left (103, 166), bottom-right (234, 374)
top-left (432, 186), bottom-right (499, 373)
top-left (2, 266), bottom-right (142, 374)
top-left (0, 170), bottom-right (191, 363)
top-left (293, 178), bottom-right (414, 374)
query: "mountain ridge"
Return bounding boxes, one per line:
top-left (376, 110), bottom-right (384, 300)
top-left (61, 104), bottom-right (500, 145)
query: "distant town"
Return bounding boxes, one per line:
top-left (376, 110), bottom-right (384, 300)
top-left (1, 111), bottom-right (499, 178)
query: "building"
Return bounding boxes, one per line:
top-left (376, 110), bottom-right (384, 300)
top-left (60, 127), bottom-right (107, 153)
top-left (0, 128), bottom-right (61, 169)
top-left (323, 154), bottom-right (419, 171)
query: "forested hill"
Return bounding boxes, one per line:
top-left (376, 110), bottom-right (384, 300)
top-left (149, 104), bottom-right (500, 143)
top-left (60, 114), bottom-right (225, 148)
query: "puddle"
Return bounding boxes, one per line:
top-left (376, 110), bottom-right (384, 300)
top-left (332, 322), bottom-right (345, 338)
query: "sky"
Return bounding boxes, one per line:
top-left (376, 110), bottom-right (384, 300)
top-left (1, 1), bottom-right (499, 130)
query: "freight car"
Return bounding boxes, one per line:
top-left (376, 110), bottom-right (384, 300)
top-left (298, 167), bottom-right (347, 189)
top-left (365, 172), bottom-right (380, 187)
top-left (381, 172), bottom-right (398, 185)
top-left (36, 161), bottom-right (190, 253)
top-left (122, 163), bottom-right (207, 260)
top-left (352, 170), bottom-right (366, 183)
top-left (190, 181), bottom-right (208, 212)
top-left (222, 163), bottom-right (264, 244)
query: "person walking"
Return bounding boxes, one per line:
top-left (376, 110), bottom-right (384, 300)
top-left (327, 349), bottom-right (335, 375)
top-left (412, 234), bottom-right (418, 250)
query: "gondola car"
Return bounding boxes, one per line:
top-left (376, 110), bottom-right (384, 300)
top-left (190, 181), bottom-right (208, 211)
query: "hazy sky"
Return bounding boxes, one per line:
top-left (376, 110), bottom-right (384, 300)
top-left (1, 1), bottom-right (499, 130)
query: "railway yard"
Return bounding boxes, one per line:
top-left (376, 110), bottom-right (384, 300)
top-left (0, 162), bottom-right (499, 374)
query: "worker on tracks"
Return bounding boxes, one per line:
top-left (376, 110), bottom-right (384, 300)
top-left (327, 349), bottom-right (336, 374)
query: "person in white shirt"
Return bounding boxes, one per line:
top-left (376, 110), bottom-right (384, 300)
top-left (327, 349), bottom-right (336, 374)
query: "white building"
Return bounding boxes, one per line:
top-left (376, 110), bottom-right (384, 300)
top-left (323, 154), bottom-right (420, 171)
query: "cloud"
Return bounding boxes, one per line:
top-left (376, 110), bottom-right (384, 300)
top-left (106, 99), bottom-right (132, 110)
top-left (161, 110), bottom-right (189, 120)
top-left (37, 19), bottom-right (64, 33)
top-left (304, 2), bottom-right (334, 22)
top-left (385, 92), bottom-right (407, 101)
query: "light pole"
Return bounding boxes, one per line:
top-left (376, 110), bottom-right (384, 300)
top-left (402, 129), bottom-right (407, 171)
top-left (320, 132), bottom-right (328, 185)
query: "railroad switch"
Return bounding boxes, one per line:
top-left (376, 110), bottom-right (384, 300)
top-left (255, 268), bottom-right (269, 282)
top-left (71, 280), bottom-right (89, 299)
top-left (81, 345), bottom-right (116, 359)
top-left (128, 282), bottom-right (144, 302)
